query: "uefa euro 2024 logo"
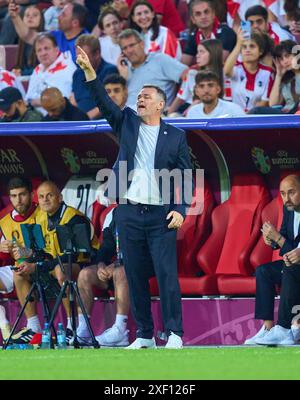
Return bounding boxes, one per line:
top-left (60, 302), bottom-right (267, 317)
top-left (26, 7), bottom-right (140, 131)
top-left (251, 147), bottom-right (271, 174)
top-left (61, 147), bottom-right (81, 174)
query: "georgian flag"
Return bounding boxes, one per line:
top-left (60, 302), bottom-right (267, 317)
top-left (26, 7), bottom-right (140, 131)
top-left (227, 0), bottom-right (264, 27)
top-left (143, 25), bottom-right (182, 60)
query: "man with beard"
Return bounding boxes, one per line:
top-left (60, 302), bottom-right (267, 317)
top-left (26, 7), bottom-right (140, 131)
top-left (0, 177), bottom-right (41, 341)
top-left (0, 87), bottom-right (42, 122)
top-left (186, 70), bottom-right (245, 118)
top-left (245, 175), bottom-right (300, 346)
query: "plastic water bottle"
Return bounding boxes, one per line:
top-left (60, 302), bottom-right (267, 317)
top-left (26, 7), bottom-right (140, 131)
top-left (40, 323), bottom-right (51, 349)
top-left (57, 323), bottom-right (67, 349)
top-left (12, 237), bottom-right (27, 266)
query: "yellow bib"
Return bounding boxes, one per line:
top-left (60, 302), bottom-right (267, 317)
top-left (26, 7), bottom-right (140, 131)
top-left (35, 205), bottom-right (99, 260)
top-left (0, 206), bottom-right (41, 246)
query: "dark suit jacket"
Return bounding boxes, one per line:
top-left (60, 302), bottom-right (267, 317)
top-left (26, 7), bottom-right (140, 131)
top-left (86, 78), bottom-right (193, 218)
top-left (279, 206), bottom-right (300, 256)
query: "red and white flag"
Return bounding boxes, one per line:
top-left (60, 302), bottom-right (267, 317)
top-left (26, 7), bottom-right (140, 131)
top-left (227, 0), bottom-right (264, 27)
top-left (144, 26), bottom-right (182, 60)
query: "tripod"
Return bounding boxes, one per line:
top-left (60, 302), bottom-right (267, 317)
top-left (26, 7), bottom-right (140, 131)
top-left (3, 225), bottom-right (56, 350)
top-left (47, 224), bottom-right (99, 349)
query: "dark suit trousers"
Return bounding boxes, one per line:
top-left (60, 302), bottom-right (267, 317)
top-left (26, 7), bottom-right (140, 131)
top-left (115, 203), bottom-right (183, 339)
top-left (255, 260), bottom-right (300, 328)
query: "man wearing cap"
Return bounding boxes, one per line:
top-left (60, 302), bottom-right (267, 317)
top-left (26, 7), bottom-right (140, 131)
top-left (0, 87), bottom-right (43, 123)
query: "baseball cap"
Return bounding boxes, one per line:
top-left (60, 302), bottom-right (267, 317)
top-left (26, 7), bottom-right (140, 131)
top-left (0, 87), bottom-right (22, 111)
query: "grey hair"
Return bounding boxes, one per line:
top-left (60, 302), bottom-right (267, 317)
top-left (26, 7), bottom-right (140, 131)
top-left (118, 28), bottom-right (143, 42)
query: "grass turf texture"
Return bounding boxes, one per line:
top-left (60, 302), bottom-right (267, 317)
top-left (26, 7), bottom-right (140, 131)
top-left (0, 347), bottom-right (300, 380)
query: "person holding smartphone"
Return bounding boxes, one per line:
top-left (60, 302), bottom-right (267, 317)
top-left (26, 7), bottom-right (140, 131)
top-left (224, 28), bottom-right (274, 112)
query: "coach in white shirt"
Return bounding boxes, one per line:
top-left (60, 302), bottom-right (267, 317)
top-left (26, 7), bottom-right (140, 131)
top-left (186, 70), bottom-right (245, 119)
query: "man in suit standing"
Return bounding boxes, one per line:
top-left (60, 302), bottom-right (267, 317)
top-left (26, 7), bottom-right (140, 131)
top-left (245, 174), bottom-right (300, 345)
top-left (76, 45), bottom-right (193, 349)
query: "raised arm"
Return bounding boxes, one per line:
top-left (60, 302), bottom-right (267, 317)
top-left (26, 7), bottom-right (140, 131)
top-left (76, 46), bottom-right (125, 136)
top-left (224, 28), bottom-right (244, 78)
top-left (8, 1), bottom-right (38, 45)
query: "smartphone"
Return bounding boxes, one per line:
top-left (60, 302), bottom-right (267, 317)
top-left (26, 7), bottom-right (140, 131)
top-left (120, 53), bottom-right (128, 66)
top-left (240, 20), bottom-right (251, 39)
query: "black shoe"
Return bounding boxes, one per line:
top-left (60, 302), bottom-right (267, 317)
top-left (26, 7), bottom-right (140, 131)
top-left (11, 327), bottom-right (37, 344)
top-left (66, 328), bottom-right (74, 346)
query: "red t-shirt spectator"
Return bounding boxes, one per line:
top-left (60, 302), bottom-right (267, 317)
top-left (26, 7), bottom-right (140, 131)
top-left (126, 0), bottom-right (185, 36)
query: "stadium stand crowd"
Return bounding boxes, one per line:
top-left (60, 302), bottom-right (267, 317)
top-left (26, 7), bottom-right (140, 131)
top-left (1, 0), bottom-right (300, 120)
top-left (2, 0), bottom-right (300, 348)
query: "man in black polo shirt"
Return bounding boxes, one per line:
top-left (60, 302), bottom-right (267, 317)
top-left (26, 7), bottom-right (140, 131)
top-left (182, 0), bottom-right (236, 65)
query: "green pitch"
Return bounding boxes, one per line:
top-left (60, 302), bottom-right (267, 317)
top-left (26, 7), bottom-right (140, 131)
top-left (0, 347), bottom-right (300, 380)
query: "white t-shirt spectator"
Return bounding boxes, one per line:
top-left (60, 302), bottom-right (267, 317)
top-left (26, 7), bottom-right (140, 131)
top-left (0, 68), bottom-right (25, 97)
top-left (126, 52), bottom-right (187, 107)
top-left (186, 98), bottom-right (245, 118)
top-left (230, 62), bottom-right (274, 112)
top-left (268, 22), bottom-right (295, 45)
top-left (26, 52), bottom-right (76, 115)
top-left (99, 36), bottom-right (121, 66)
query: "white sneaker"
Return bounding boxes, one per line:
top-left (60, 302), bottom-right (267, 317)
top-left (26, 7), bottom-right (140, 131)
top-left (0, 323), bottom-right (10, 341)
top-left (244, 325), bottom-right (269, 345)
top-left (256, 325), bottom-right (294, 345)
top-left (165, 332), bottom-right (183, 349)
top-left (126, 337), bottom-right (156, 349)
top-left (96, 325), bottom-right (129, 347)
top-left (291, 326), bottom-right (300, 343)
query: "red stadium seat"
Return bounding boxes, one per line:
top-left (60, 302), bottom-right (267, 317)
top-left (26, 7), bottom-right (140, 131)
top-left (197, 173), bottom-right (270, 295)
top-left (177, 180), bottom-right (216, 295)
top-left (150, 179), bottom-right (217, 296)
top-left (0, 45), bottom-right (18, 71)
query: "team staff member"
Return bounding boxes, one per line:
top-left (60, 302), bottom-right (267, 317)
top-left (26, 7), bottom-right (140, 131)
top-left (77, 45), bottom-right (193, 349)
top-left (13, 180), bottom-right (99, 345)
top-left (0, 176), bottom-right (42, 343)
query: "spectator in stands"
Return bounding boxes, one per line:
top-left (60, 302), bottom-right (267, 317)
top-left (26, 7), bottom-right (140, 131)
top-left (10, 2), bottom-right (89, 63)
top-left (128, 0), bottom-right (182, 60)
top-left (224, 29), bottom-right (274, 112)
top-left (25, 32), bottom-right (77, 115)
top-left (77, 207), bottom-right (130, 346)
top-left (103, 73), bottom-right (128, 109)
top-left (286, 6), bottom-right (300, 36)
top-left (181, 0), bottom-right (236, 66)
top-left (245, 175), bottom-right (300, 346)
top-left (0, 65), bottom-right (25, 96)
top-left (0, 176), bottom-right (42, 344)
top-left (0, 86), bottom-right (42, 122)
top-left (114, 0), bottom-right (185, 37)
top-left (97, 6), bottom-right (122, 66)
top-left (186, 70), bottom-right (245, 118)
top-left (0, 0), bottom-right (37, 45)
top-left (44, 0), bottom-right (68, 31)
top-left (268, 0), bottom-right (299, 29)
top-left (245, 5), bottom-right (295, 46)
top-left (84, 0), bottom-right (111, 32)
top-left (167, 38), bottom-right (224, 116)
top-left (269, 40), bottom-right (300, 113)
top-left (8, 3), bottom-right (44, 76)
top-left (117, 29), bottom-right (187, 108)
top-left (72, 33), bottom-right (118, 119)
top-left (41, 87), bottom-right (89, 121)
